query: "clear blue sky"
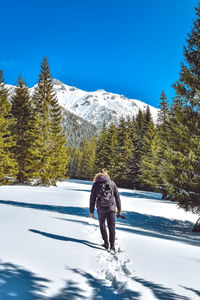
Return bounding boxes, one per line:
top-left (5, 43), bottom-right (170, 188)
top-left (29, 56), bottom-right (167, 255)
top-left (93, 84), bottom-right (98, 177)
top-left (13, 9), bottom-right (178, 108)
top-left (0, 0), bottom-right (199, 107)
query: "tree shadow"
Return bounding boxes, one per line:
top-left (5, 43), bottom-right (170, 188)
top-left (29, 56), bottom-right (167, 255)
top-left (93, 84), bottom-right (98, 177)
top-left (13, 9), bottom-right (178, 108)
top-left (133, 277), bottom-right (191, 300)
top-left (0, 261), bottom-right (194, 300)
top-left (0, 262), bottom-right (48, 300)
top-left (68, 268), bottom-right (140, 300)
top-left (67, 188), bottom-right (91, 193)
top-left (0, 200), bottom-right (90, 218)
top-left (29, 229), bottom-right (103, 250)
top-left (181, 286), bottom-right (200, 297)
top-left (119, 191), bottom-right (161, 200)
top-left (0, 199), bottom-right (199, 247)
top-left (0, 262), bottom-right (89, 300)
top-left (55, 213), bottom-right (200, 248)
top-left (65, 186), bottom-right (163, 202)
top-left (54, 217), bottom-right (95, 227)
top-left (66, 179), bottom-right (93, 186)
top-left (116, 211), bottom-right (200, 247)
top-left (50, 280), bottom-right (87, 299)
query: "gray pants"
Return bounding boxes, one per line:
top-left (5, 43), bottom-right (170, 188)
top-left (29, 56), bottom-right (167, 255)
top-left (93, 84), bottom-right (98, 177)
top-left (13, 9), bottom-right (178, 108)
top-left (97, 210), bottom-right (115, 247)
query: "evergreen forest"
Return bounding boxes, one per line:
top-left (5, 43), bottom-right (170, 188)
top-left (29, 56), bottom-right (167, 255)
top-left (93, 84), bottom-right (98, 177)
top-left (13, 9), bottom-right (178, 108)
top-left (0, 4), bottom-right (200, 229)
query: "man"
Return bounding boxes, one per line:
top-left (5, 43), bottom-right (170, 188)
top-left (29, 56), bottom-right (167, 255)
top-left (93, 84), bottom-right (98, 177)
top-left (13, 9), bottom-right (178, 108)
top-left (89, 169), bottom-right (122, 252)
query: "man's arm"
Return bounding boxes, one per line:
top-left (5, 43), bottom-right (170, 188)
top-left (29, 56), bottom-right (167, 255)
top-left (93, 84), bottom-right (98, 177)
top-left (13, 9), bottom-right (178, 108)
top-left (113, 182), bottom-right (121, 212)
top-left (89, 182), bottom-right (97, 215)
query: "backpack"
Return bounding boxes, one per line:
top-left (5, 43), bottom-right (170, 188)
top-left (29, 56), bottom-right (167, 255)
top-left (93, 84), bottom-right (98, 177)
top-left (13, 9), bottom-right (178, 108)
top-left (97, 181), bottom-right (114, 207)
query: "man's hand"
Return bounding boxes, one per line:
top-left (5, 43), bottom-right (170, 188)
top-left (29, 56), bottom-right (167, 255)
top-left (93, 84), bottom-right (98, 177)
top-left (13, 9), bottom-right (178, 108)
top-left (117, 210), bottom-right (122, 218)
top-left (90, 213), bottom-right (94, 219)
top-left (117, 210), bottom-right (126, 219)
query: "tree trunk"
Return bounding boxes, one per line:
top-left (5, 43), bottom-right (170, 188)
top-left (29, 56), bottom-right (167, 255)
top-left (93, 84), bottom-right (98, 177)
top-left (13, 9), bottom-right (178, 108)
top-left (192, 217), bottom-right (200, 232)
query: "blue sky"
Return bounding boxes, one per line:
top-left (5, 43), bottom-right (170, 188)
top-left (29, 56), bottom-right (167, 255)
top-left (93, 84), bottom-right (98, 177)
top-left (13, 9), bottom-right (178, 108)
top-left (0, 0), bottom-right (199, 107)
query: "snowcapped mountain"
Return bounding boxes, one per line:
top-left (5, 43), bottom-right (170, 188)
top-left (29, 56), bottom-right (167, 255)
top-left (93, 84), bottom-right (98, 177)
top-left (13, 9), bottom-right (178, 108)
top-left (7, 79), bottom-right (159, 128)
top-left (51, 79), bottom-right (159, 127)
top-left (6, 79), bottom-right (159, 146)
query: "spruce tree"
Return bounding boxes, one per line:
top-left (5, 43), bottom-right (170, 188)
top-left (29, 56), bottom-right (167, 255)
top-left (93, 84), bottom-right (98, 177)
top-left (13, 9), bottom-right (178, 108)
top-left (67, 147), bottom-right (82, 179)
top-left (0, 71), bottom-right (17, 183)
top-left (79, 137), bottom-right (96, 180)
top-left (144, 105), bottom-right (152, 127)
top-left (114, 117), bottom-right (135, 187)
top-left (94, 123), bottom-right (118, 179)
top-left (173, 4), bottom-right (200, 111)
top-left (32, 57), bottom-right (68, 185)
top-left (94, 120), bottom-right (107, 173)
top-left (10, 76), bottom-right (38, 183)
top-left (131, 109), bottom-right (149, 188)
top-left (102, 123), bottom-right (118, 180)
top-left (157, 91), bottom-right (170, 147)
top-left (138, 122), bottom-right (161, 191)
top-left (158, 91), bottom-right (169, 125)
top-left (160, 4), bottom-right (200, 228)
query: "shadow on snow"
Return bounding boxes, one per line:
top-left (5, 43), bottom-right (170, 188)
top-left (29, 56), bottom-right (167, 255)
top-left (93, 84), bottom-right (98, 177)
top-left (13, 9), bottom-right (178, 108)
top-left (67, 267), bottom-right (140, 300)
top-left (0, 262), bottom-right (140, 300)
top-left (0, 199), bottom-right (199, 247)
top-left (0, 200), bottom-right (90, 217)
top-left (0, 262), bottom-right (48, 300)
top-left (29, 229), bottom-right (103, 250)
top-left (181, 286), bottom-right (200, 297)
top-left (66, 186), bottom-right (163, 201)
top-left (133, 277), bottom-right (191, 300)
top-left (0, 262), bottom-right (195, 300)
top-left (0, 262), bottom-right (86, 300)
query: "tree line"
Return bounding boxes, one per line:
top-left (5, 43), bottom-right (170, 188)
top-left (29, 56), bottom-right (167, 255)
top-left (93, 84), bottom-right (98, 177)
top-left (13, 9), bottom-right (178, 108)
top-left (68, 3), bottom-right (200, 229)
top-left (0, 57), bottom-right (68, 186)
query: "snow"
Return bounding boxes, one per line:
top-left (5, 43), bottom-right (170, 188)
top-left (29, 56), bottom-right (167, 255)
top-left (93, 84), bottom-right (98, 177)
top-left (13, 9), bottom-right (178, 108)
top-left (0, 179), bottom-right (199, 299)
top-left (6, 80), bottom-right (159, 128)
top-left (52, 81), bottom-right (159, 126)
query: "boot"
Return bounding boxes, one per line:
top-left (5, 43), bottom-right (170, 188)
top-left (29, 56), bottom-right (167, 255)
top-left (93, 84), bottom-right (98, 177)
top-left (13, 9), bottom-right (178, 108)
top-left (101, 242), bottom-right (109, 249)
top-left (110, 245), bottom-right (116, 253)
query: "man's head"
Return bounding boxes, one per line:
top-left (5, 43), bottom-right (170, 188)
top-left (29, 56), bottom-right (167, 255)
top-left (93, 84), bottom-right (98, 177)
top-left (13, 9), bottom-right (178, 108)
top-left (93, 168), bottom-right (109, 182)
top-left (100, 168), bottom-right (108, 175)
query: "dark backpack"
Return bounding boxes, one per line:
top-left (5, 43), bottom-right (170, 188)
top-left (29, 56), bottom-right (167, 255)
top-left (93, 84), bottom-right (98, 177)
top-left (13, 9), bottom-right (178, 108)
top-left (97, 181), bottom-right (114, 207)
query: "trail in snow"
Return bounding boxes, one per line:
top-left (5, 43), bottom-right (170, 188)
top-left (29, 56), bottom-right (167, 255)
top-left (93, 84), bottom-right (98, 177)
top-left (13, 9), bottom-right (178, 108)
top-left (87, 217), bottom-right (156, 299)
top-left (86, 214), bottom-right (195, 300)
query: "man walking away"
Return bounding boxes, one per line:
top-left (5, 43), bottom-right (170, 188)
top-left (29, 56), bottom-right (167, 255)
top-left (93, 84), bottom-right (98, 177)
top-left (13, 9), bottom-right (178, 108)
top-left (89, 169), bottom-right (122, 252)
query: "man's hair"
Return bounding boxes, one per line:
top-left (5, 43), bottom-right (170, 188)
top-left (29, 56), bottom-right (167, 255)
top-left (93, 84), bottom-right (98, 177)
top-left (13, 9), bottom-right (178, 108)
top-left (100, 168), bottom-right (108, 173)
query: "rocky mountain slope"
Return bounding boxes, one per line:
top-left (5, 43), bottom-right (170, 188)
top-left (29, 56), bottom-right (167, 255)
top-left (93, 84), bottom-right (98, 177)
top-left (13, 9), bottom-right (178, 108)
top-left (6, 79), bottom-right (159, 146)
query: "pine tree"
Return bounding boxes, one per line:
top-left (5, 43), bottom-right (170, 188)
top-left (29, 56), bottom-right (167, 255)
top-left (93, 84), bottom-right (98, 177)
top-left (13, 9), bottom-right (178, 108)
top-left (94, 123), bottom-right (118, 179)
top-left (160, 4), bottom-right (200, 228)
top-left (144, 105), bottom-right (152, 127)
top-left (32, 57), bottom-right (68, 185)
top-left (138, 122), bottom-right (161, 191)
top-left (173, 4), bottom-right (200, 112)
top-left (102, 123), bottom-right (118, 180)
top-left (158, 91), bottom-right (169, 125)
top-left (131, 109), bottom-right (149, 188)
top-left (67, 147), bottom-right (82, 179)
top-left (157, 91), bottom-right (170, 150)
top-left (89, 136), bottom-right (97, 179)
top-left (114, 117), bottom-right (135, 187)
top-left (0, 71), bottom-right (17, 183)
top-left (79, 137), bottom-right (96, 180)
top-left (94, 120), bottom-right (107, 173)
top-left (10, 76), bottom-right (38, 183)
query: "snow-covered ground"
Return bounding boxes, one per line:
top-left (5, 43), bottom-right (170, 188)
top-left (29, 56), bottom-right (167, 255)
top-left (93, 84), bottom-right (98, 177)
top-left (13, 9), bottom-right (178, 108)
top-left (0, 179), bottom-right (199, 299)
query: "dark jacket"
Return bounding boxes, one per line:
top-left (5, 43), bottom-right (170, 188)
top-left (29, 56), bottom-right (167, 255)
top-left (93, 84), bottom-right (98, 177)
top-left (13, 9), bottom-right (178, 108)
top-left (89, 175), bottom-right (121, 214)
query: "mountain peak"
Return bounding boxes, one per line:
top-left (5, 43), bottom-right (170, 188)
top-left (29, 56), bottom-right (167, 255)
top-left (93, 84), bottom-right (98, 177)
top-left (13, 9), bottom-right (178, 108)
top-left (6, 78), bottom-right (159, 128)
top-left (52, 79), bottom-right (63, 85)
